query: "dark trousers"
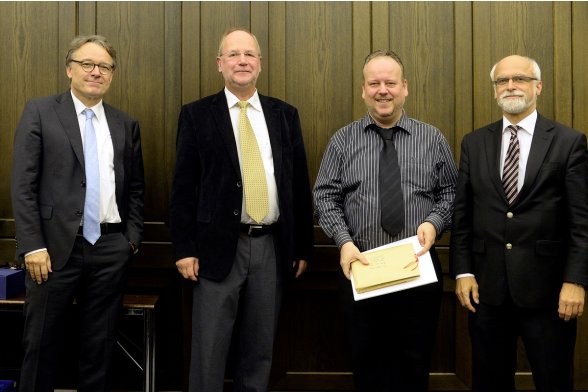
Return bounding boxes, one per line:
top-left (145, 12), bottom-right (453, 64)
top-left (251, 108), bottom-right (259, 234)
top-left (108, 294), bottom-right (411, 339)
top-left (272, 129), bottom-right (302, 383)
top-left (189, 232), bottom-right (282, 392)
top-left (19, 232), bottom-right (131, 392)
top-left (341, 248), bottom-right (443, 392)
top-left (470, 298), bottom-right (577, 392)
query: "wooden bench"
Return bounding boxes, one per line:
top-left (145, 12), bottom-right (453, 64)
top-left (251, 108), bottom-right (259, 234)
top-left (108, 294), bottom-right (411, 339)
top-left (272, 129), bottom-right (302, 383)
top-left (0, 293), bottom-right (158, 392)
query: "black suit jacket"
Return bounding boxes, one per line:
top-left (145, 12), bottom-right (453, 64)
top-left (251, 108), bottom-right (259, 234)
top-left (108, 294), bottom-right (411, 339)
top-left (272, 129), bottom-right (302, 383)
top-left (450, 114), bottom-right (588, 308)
top-left (170, 90), bottom-right (314, 282)
top-left (11, 91), bottom-right (145, 269)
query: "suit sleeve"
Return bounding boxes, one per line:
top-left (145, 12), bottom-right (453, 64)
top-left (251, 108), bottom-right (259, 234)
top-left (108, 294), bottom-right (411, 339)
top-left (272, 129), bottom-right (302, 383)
top-left (125, 119), bottom-right (145, 247)
top-left (449, 135), bottom-right (474, 278)
top-left (562, 133), bottom-right (588, 286)
top-left (170, 106), bottom-right (201, 261)
top-left (290, 107), bottom-right (314, 261)
top-left (11, 101), bottom-right (47, 258)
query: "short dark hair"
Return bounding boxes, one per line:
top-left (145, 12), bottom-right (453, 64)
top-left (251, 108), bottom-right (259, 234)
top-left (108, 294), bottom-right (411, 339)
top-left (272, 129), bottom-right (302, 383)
top-left (65, 35), bottom-right (117, 70)
top-left (363, 50), bottom-right (405, 80)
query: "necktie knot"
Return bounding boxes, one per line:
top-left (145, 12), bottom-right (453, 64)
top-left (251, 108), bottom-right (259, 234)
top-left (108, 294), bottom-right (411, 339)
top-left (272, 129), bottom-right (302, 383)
top-left (84, 108), bottom-right (95, 120)
top-left (372, 124), bottom-right (399, 141)
top-left (238, 100), bottom-right (248, 109)
top-left (507, 124), bottom-right (520, 137)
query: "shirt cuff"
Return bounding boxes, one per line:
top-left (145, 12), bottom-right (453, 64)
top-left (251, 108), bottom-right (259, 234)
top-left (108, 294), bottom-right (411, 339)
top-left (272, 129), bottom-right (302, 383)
top-left (456, 273), bottom-right (475, 279)
top-left (25, 248), bottom-right (48, 257)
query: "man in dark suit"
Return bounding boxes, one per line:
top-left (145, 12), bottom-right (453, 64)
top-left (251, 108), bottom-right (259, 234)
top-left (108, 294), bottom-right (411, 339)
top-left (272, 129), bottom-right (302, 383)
top-left (170, 28), bottom-right (314, 392)
top-left (11, 35), bottom-right (144, 392)
top-left (450, 55), bottom-right (587, 392)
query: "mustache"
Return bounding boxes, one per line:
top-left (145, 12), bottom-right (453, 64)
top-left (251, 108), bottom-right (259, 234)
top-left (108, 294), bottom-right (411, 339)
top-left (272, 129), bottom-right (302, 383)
top-left (500, 91), bottom-right (525, 99)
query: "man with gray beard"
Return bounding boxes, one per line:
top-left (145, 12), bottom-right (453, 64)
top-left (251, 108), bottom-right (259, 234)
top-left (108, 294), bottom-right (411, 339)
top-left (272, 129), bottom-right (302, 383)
top-left (450, 55), bottom-right (588, 392)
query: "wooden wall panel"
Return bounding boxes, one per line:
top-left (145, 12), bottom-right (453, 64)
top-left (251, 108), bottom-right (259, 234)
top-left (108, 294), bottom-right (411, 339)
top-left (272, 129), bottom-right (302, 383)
top-left (472, 2), bottom-right (555, 129)
top-left (285, 2), bottom-right (354, 184)
top-left (1, 2), bottom-right (588, 391)
top-left (389, 2), bottom-right (455, 147)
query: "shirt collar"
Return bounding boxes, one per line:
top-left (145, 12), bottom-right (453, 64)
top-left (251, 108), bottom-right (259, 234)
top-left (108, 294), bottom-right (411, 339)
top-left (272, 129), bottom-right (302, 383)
top-left (70, 90), bottom-right (105, 123)
top-left (363, 110), bottom-right (411, 134)
top-left (224, 87), bottom-right (262, 112)
top-left (502, 110), bottom-right (537, 136)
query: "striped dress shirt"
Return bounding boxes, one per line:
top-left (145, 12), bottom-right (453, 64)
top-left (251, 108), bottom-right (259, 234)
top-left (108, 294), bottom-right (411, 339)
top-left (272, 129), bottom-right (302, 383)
top-left (314, 112), bottom-right (458, 252)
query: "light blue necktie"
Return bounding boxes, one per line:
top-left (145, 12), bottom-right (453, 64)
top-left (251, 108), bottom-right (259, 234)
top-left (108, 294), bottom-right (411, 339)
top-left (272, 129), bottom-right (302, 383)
top-left (83, 109), bottom-right (101, 244)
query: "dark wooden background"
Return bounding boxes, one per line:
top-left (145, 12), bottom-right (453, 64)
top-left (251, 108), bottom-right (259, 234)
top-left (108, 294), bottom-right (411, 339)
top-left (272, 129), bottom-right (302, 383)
top-left (1, 2), bottom-right (587, 391)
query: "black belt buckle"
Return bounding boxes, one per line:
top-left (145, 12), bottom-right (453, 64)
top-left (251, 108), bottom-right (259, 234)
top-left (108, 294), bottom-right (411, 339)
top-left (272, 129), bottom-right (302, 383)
top-left (247, 225), bottom-right (263, 235)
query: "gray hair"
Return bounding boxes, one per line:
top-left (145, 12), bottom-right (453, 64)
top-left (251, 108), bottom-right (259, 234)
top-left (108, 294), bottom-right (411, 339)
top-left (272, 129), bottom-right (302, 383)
top-left (65, 35), bottom-right (117, 70)
top-left (490, 55), bottom-right (541, 81)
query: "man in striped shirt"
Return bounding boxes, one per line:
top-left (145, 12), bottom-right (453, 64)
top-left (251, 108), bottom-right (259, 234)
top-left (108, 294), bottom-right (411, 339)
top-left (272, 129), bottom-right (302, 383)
top-left (314, 50), bottom-right (457, 392)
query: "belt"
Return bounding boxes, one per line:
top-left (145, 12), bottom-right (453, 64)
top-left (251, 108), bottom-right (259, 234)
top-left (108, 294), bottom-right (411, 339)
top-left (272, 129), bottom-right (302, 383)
top-left (77, 223), bottom-right (122, 235)
top-left (239, 224), bottom-right (275, 237)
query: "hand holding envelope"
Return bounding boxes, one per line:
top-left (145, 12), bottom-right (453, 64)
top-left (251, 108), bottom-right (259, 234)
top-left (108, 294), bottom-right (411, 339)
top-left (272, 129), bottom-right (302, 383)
top-left (350, 235), bottom-right (438, 301)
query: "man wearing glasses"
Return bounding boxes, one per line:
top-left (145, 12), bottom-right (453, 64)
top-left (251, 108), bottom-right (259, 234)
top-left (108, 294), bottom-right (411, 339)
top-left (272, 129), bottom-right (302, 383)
top-left (11, 35), bottom-right (144, 391)
top-left (451, 55), bottom-right (587, 391)
top-left (170, 28), bottom-right (313, 391)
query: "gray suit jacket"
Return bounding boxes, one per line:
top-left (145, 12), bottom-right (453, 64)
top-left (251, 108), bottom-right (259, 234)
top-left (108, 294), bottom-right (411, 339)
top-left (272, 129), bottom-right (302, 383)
top-left (11, 91), bottom-right (144, 269)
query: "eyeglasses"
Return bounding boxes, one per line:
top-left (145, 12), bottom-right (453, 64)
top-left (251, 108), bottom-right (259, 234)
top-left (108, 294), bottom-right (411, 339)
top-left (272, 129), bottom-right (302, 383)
top-left (493, 76), bottom-right (538, 87)
top-left (220, 51), bottom-right (260, 61)
top-left (70, 60), bottom-right (114, 75)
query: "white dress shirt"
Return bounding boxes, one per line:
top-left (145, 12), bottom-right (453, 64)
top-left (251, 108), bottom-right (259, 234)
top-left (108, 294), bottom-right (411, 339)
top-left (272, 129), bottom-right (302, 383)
top-left (71, 91), bottom-right (121, 224)
top-left (499, 110), bottom-right (537, 192)
top-left (224, 88), bottom-right (279, 225)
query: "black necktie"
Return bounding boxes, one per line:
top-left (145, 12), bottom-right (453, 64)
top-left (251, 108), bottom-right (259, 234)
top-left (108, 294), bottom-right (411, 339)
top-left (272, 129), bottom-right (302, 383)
top-left (373, 125), bottom-right (405, 236)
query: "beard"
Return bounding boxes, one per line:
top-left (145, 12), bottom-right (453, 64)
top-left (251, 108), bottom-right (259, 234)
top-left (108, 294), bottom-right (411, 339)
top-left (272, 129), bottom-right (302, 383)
top-left (497, 91), bottom-right (534, 114)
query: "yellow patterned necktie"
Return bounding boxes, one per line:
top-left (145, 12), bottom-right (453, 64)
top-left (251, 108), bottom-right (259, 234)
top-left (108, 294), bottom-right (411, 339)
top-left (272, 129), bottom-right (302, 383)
top-left (238, 100), bottom-right (269, 223)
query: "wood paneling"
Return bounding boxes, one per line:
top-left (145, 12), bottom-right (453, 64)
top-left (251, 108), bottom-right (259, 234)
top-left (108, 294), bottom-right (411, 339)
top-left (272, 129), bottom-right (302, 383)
top-left (1, 2), bottom-right (587, 391)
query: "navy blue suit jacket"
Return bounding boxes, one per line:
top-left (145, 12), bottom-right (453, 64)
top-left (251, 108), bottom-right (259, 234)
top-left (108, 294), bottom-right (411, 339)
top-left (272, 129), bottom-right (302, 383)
top-left (450, 114), bottom-right (588, 308)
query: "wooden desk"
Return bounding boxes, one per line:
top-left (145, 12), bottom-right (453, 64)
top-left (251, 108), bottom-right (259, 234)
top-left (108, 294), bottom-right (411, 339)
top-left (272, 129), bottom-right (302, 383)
top-left (0, 293), bottom-right (158, 392)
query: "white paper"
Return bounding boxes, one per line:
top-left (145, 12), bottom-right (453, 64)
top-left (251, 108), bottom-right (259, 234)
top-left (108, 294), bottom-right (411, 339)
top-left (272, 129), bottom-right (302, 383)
top-left (350, 235), bottom-right (438, 301)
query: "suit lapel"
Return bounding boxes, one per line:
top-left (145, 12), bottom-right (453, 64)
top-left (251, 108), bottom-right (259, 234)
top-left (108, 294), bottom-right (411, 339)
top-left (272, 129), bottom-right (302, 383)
top-left (484, 120), bottom-right (508, 203)
top-left (518, 115), bottom-right (554, 200)
top-left (54, 92), bottom-right (85, 168)
top-left (211, 91), bottom-right (241, 177)
top-left (260, 94), bottom-right (282, 186)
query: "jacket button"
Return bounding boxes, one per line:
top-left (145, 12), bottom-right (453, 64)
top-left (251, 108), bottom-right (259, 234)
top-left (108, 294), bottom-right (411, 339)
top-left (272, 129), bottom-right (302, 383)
top-left (81, 180), bottom-right (86, 187)
top-left (506, 243), bottom-right (512, 250)
top-left (506, 212), bottom-right (513, 218)
top-left (237, 181), bottom-right (242, 188)
top-left (233, 210), bottom-right (239, 216)
top-left (75, 209), bottom-right (83, 216)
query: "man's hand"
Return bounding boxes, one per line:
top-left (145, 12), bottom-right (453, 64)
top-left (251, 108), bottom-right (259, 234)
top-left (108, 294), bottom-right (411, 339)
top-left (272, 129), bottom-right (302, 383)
top-left (293, 260), bottom-right (308, 278)
top-left (455, 276), bottom-right (479, 313)
top-left (24, 250), bottom-right (52, 284)
top-left (558, 282), bottom-right (585, 321)
top-left (340, 242), bottom-right (369, 280)
top-left (176, 257), bottom-right (199, 281)
top-left (416, 221), bottom-right (436, 257)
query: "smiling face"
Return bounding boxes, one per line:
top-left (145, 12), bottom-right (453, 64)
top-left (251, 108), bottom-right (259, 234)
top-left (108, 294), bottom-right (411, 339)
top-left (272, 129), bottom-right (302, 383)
top-left (493, 55), bottom-right (542, 122)
top-left (66, 42), bottom-right (114, 107)
top-left (362, 56), bottom-right (408, 128)
top-left (216, 30), bottom-right (262, 100)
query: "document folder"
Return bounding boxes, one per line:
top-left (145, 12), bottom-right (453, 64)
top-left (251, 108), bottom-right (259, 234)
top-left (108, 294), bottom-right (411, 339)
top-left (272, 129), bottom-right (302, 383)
top-left (351, 243), bottom-right (419, 293)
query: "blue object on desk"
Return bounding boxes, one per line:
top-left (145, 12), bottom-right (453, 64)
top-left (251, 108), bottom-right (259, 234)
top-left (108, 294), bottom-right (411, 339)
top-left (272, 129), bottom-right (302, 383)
top-left (0, 380), bottom-right (16, 392)
top-left (0, 268), bottom-right (25, 299)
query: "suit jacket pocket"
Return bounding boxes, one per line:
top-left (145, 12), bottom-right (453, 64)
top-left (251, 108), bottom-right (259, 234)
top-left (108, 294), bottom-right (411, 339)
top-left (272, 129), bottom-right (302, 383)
top-left (40, 204), bottom-right (53, 219)
top-left (535, 240), bottom-right (562, 257)
top-left (472, 238), bottom-right (485, 254)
